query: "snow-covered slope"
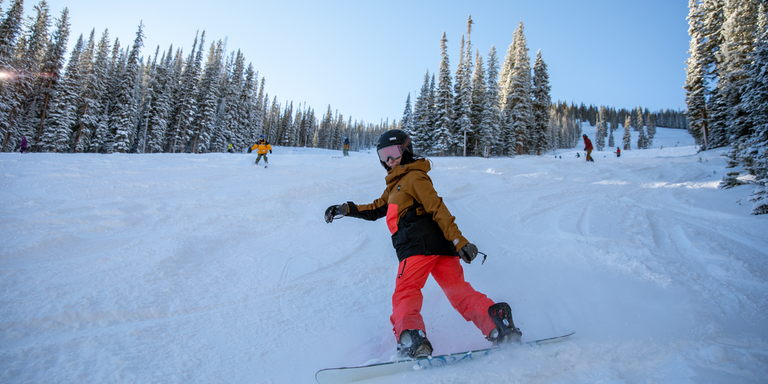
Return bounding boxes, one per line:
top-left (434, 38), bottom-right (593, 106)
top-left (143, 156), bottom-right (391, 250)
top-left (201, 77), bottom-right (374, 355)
top-left (1, 128), bottom-right (766, 383)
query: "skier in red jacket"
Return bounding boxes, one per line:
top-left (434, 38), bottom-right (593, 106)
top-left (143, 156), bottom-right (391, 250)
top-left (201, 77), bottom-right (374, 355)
top-left (583, 134), bottom-right (594, 162)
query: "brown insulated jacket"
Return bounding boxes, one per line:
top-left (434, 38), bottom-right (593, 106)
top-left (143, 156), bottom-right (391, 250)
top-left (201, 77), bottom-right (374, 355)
top-left (346, 158), bottom-right (468, 262)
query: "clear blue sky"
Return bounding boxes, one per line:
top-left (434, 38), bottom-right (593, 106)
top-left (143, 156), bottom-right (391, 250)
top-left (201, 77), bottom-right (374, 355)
top-left (40, 0), bottom-right (690, 124)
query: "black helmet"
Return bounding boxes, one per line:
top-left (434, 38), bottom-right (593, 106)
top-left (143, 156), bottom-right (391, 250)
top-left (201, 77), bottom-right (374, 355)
top-left (377, 130), bottom-right (414, 170)
top-left (377, 129), bottom-right (412, 152)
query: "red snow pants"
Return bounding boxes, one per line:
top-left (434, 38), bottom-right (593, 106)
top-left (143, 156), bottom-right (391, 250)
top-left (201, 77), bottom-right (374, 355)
top-left (390, 254), bottom-right (497, 341)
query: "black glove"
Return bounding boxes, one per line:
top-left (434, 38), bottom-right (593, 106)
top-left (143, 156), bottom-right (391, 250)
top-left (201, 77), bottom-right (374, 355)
top-left (269, 150), bottom-right (272, 154)
top-left (324, 204), bottom-right (348, 223)
top-left (458, 243), bottom-right (479, 264)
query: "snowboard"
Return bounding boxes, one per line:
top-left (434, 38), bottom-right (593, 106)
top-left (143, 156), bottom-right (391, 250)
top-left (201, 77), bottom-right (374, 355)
top-left (315, 331), bottom-right (575, 384)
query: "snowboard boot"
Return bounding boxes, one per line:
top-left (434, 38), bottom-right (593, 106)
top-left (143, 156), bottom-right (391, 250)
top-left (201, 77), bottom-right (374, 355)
top-left (396, 329), bottom-right (433, 359)
top-left (487, 302), bottom-right (522, 345)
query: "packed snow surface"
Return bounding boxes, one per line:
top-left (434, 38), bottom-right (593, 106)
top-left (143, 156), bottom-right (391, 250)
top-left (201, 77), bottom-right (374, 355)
top-left (1, 128), bottom-right (767, 383)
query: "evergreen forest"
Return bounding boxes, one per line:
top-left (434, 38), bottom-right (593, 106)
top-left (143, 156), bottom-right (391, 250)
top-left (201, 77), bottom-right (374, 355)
top-left (1, 3), bottom-right (689, 159)
top-left (684, 0), bottom-right (768, 214)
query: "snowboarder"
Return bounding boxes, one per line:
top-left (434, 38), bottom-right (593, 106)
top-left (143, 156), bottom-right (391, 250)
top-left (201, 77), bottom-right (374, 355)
top-left (583, 134), bottom-right (594, 162)
top-left (324, 129), bottom-right (521, 359)
top-left (251, 135), bottom-right (272, 165)
top-left (615, 147), bottom-right (621, 157)
top-left (343, 137), bottom-right (350, 156)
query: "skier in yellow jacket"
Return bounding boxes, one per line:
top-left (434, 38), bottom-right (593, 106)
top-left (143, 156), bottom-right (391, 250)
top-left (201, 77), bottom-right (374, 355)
top-left (251, 135), bottom-right (272, 166)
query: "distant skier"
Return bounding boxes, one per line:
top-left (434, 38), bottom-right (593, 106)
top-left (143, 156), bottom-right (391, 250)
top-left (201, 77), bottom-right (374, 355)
top-left (15, 136), bottom-right (29, 153)
top-left (583, 134), bottom-right (594, 162)
top-left (324, 129), bottom-right (521, 359)
top-left (343, 137), bottom-right (350, 156)
top-left (227, 142), bottom-right (235, 153)
top-left (615, 147), bottom-right (621, 157)
top-left (251, 135), bottom-right (272, 165)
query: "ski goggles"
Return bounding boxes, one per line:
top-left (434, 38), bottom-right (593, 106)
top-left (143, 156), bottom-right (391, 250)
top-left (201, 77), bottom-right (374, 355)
top-left (377, 144), bottom-right (405, 162)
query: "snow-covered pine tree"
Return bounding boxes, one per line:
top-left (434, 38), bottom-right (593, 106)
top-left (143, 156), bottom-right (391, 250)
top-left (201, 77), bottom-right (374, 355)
top-left (295, 108), bottom-right (307, 148)
top-left (32, 6), bottom-right (69, 152)
top-left (451, 33), bottom-right (471, 156)
top-left (508, 21), bottom-right (533, 155)
top-left (623, 114), bottom-right (632, 150)
top-left (252, 77), bottom-right (266, 143)
top-left (145, 44), bottom-right (174, 153)
top-left (132, 45), bottom-right (158, 153)
top-left (595, 106), bottom-right (607, 152)
top-left (333, 110), bottom-right (345, 150)
top-left (647, 113), bottom-right (656, 147)
top-left (168, 32), bottom-right (203, 153)
top-left (41, 33), bottom-right (84, 152)
top-left (295, 104), bottom-right (309, 148)
top-left (241, 65), bottom-right (258, 147)
top-left (455, 16), bottom-right (474, 156)
top-left (498, 30), bottom-right (517, 114)
top-left (636, 106), bottom-right (647, 149)
top-left (411, 70), bottom-right (431, 153)
top-left (685, 0), bottom-right (710, 149)
top-left (741, 3), bottom-right (768, 214)
top-left (265, 95), bottom-right (280, 143)
top-left (314, 104), bottom-right (332, 149)
top-left (214, 51), bottom-right (234, 150)
top-left (532, 49), bottom-right (551, 155)
top-left (280, 101), bottom-right (295, 147)
top-left (234, 61), bottom-right (255, 151)
top-left (470, 49), bottom-right (486, 156)
top-left (0, 0), bottom-right (27, 151)
top-left (71, 29), bottom-right (99, 152)
top-left (401, 92), bottom-right (413, 136)
top-left (721, 0), bottom-right (759, 145)
top-left (225, 50), bottom-right (247, 151)
top-left (548, 104), bottom-right (560, 151)
top-left (426, 74), bottom-right (436, 150)
top-left (111, 22), bottom-right (143, 153)
top-left (190, 40), bottom-right (222, 153)
top-left (703, 0), bottom-right (725, 83)
top-left (93, 37), bottom-right (124, 153)
top-left (708, 88), bottom-right (730, 148)
top-left (629, 108), bottom-right (638, 131)
top-left (477, 46), bottom-right (501, 157)
top-left (684, 0), bottom-right (708, 149)
top-left (608, 118), bottom-right (615, 149)
top-left (304, 107), bottom-right (316, 148)
top-left (0, 0), bottom-right (24, 65)
top-left (433, 32), bottom-right (453, 156)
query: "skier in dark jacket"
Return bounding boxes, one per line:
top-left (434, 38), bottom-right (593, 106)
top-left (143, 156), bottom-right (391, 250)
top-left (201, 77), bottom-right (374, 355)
top-left (324, 129), bottom-right (521, 359)
top-left (583, 134), bottom-right (594, 162)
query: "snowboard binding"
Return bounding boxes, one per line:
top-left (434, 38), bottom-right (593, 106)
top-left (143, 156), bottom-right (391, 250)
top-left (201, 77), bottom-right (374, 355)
top-left (396, 329), bottom-right (433, 359)
top-left (487, 302), bottom-right (522, 345)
